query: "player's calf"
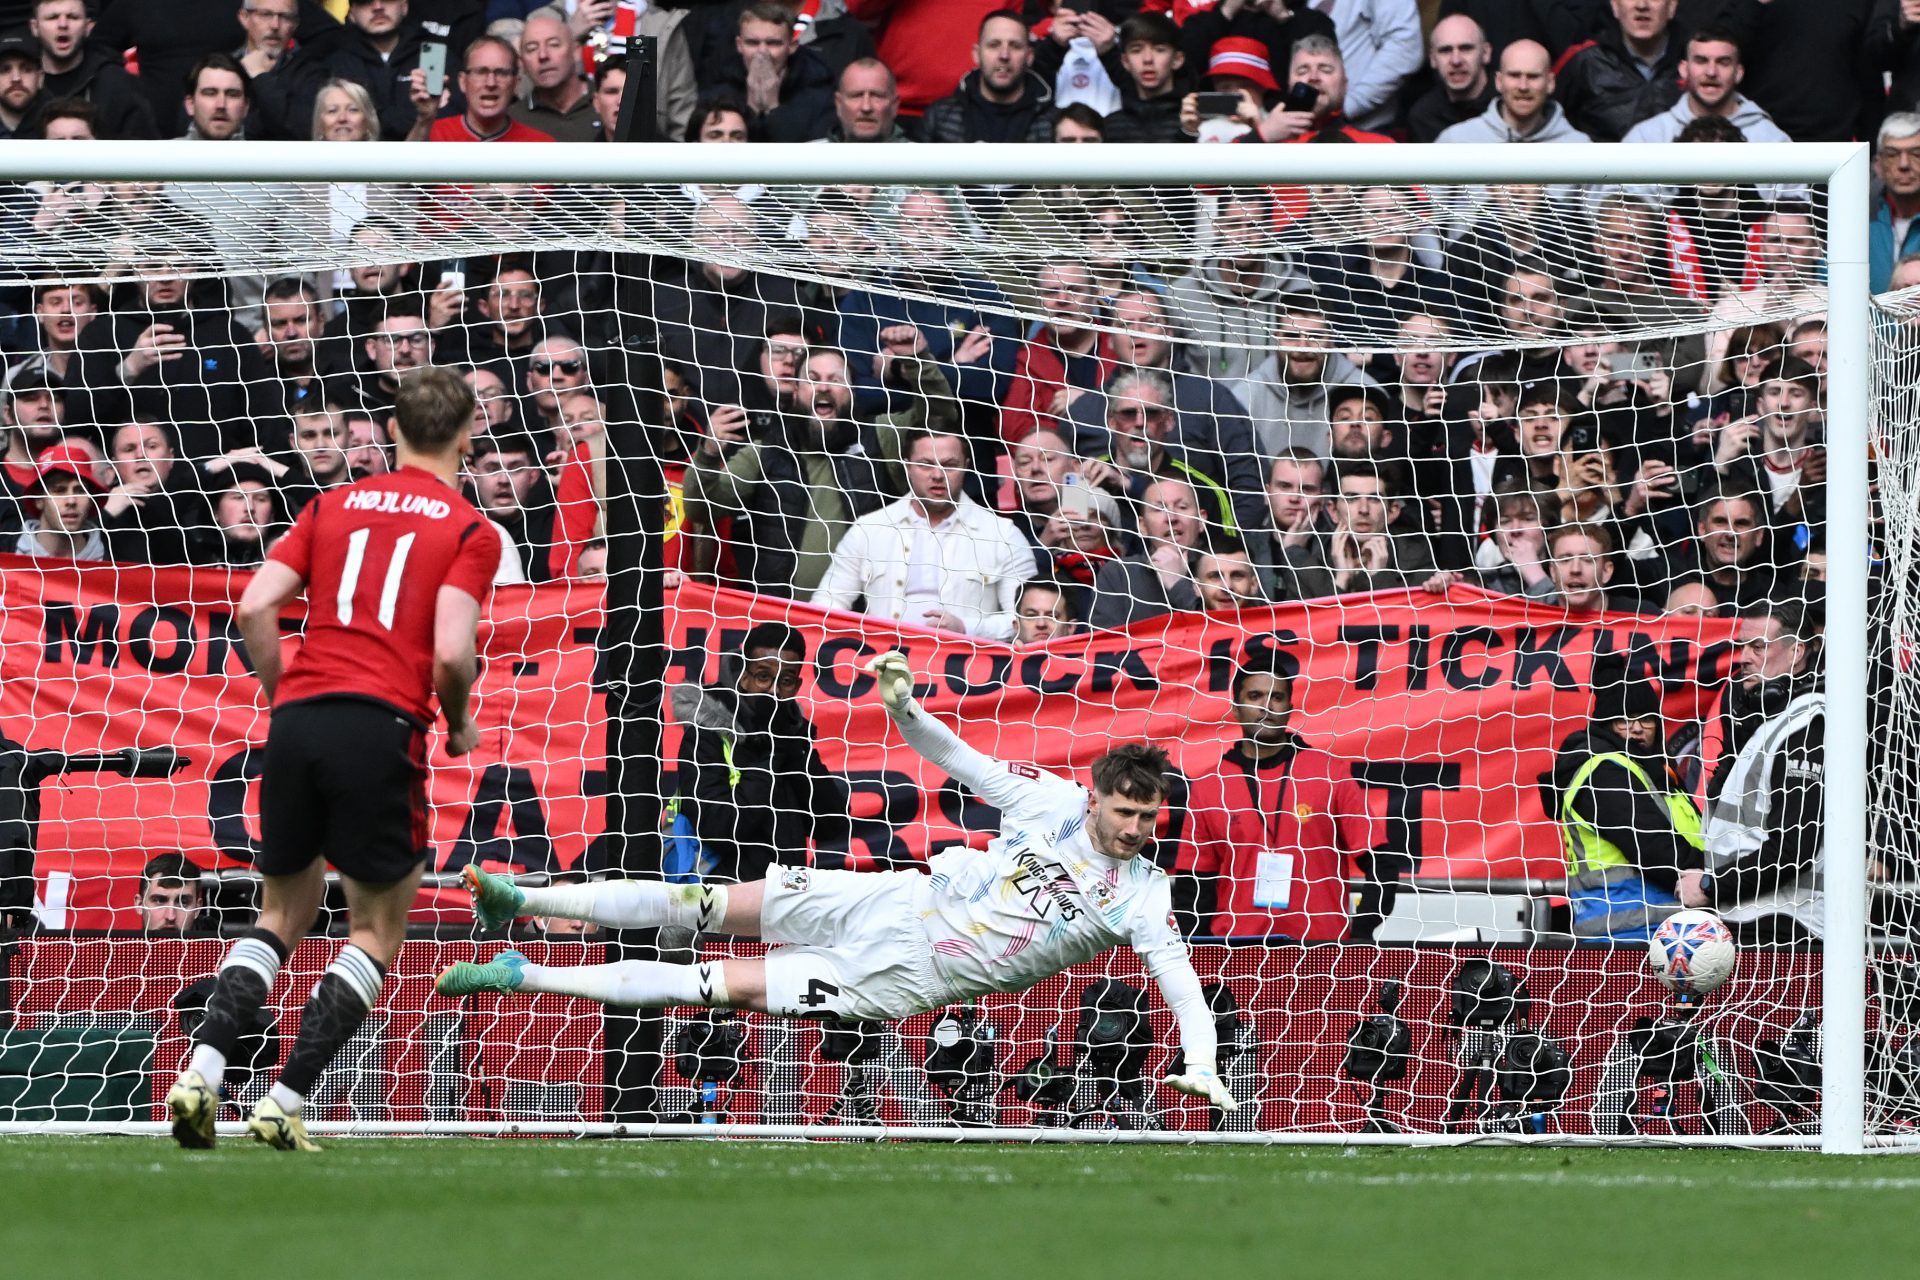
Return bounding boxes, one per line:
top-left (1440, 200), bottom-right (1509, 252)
top-left (477, 874), bottom-right (735, 934)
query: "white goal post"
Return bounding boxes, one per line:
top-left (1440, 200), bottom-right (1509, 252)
top-left (0, 138), bottom-right (1876, 1151)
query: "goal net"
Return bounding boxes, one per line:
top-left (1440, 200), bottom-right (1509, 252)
top-left (0, 143), bottom-right (1882, 1144)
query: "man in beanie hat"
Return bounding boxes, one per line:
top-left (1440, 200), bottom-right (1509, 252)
top-left (1544, 654), bottom-right (1704, 942)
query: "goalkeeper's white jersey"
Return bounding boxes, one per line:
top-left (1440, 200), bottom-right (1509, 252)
top-left (909, 754), bottom-right (1188, 1002)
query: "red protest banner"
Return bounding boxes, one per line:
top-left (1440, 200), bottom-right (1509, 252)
top-left (0, 555), bottom-right (1733, 928)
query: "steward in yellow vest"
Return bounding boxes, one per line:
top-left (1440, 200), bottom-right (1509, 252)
top-left (1545, 674), bottom-right (1705, 942)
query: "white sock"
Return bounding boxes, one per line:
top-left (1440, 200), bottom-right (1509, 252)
top-left (267, 1082), bottom-right (305, 1114)
top-left (517, 880), bottom-right (728, 932)
top-left (186, 1044), bottom-right (227, 1090)
top-left (518, 959), bottom-right (730, 1008)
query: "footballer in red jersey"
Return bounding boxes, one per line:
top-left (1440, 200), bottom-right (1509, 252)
top-left (169, 368), bottom-right (501, 1153)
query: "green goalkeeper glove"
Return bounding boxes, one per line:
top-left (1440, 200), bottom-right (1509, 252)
top-left (863, 650), bottom-right (916, 716)
top-left (1165, 1062), bottom-right (1239, 1111)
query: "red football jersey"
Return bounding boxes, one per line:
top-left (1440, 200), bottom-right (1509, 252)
top-left (267, 467), bottom-right (501, 725)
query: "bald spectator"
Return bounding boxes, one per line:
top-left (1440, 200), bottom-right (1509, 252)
top-left (1553, 0), bottom-right (1686, 142)
top-left (1438, 40), bottom-right (1590, 143)
top-left (512, 6), bottom-right (596, 141)
top-left (1622, 28), bottom-right (1789, 145)
top-left (823, 56), bottom-right (908, 143)
top-left (1408, 15), bottom-right (1494, 141)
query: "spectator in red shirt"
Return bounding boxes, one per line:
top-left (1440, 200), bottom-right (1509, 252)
top-left (1176, 647), bottom-right (1383, 941)
top-left (428, 36), bottom-right (555, 143)
top-left (1000, 261), bottom-right (1116, 443)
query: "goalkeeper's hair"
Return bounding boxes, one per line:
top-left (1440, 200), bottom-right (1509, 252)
top-left (1091, 743), bottom-right (1172, 803)
top-left (392, 367), bottom-right (476, 453)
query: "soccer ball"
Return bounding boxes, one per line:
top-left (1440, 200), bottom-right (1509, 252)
top-left (1647, 910), bottom-right (1738, 996)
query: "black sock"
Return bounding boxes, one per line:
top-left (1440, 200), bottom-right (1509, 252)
top-left (193, 929), bottom-right (289, 1064)
top-left (278, 949), bottom-right (387, 1097)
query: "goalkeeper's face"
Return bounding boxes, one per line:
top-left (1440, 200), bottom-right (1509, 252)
top-left (1088, 788), bottom-right (1162, 861)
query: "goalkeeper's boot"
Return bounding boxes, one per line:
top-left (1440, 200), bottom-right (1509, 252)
top-left (436, 949), bottom-right (530, 998)
top-left (166, 1070), bottom-right (218, 1150)
top-left (247, 1095), bottom-right (320, 1153)
top-left (462, 864), bottom-right (527, 931)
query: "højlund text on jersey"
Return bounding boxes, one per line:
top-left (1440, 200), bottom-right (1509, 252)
top-left (341, 489), bottom-right (453, 519)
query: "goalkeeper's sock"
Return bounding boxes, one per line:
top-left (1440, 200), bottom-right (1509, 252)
top-left (518, 958), bottom-right (730, 1008)
top-left (273, 945), bottom-right (386, 1109)
top-left (187, 928), bottom-right (289, 1094)
top-left (517, 880), bottom-right (729, 933)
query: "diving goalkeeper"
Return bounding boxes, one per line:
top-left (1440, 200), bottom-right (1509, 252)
top-left (437, 651), bottom-right (1237, 1110)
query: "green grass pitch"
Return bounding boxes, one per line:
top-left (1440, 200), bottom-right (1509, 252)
top-left (1, 1136), bottom-right (1910, 1279)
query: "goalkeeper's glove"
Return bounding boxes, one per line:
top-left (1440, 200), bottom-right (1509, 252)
top-left (1164, 1061), bottom-right (1239, 1111)
top-left (863, 650), bottom-right (916, 716)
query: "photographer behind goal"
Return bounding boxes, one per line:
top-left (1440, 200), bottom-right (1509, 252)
top-left (438, 649), bottom-right (1236, 1111)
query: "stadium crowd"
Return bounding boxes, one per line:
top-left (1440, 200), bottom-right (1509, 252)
top-left (0, 0), bottom-right (1872, 946)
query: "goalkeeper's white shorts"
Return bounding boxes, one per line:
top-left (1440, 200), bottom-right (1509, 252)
top-left (758, 866), bottom-right (947, 1022)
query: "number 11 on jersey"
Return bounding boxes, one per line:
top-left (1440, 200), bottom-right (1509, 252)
top-left (337, 528), bottom-right (416, 630)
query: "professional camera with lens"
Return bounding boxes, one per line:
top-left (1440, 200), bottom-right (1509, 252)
top-left (1006, 1023), bottom-right (1077, 1125)
top-left (1072, 978), bottom-right (1156, 1129)
top-left (1752, 1011), bottom-right (1821, 1133)
top-left (1341, 980), bottom-right (1411, 1133)
top-left (815, 1017), bottom-right (886, 1123)
top-left (1444, 959), bottom-right (1530, 1130)
top-left (925, 1003), bottom-right (1000, 1127)
top-left (1489, 1030), bottom-right (1572, 1132)
top-left (671, 1011), bottom-right (748, 1122)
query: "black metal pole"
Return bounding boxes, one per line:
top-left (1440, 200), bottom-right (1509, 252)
top-left (598, 370), bottom-right (667, 1124)
top-left (614, 34), bottom-right (660, 144)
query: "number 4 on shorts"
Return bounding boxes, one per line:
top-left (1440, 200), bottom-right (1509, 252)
top-left (799, 978), bottom-right (840, 1008)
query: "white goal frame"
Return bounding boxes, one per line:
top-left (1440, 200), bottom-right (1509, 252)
top-left (0, 138), bottom-right (1872, 1152)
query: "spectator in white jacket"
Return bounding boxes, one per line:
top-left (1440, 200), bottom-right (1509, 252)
top-left (812, 428), bottom-right (1039, 640)
top-left (1320, 0), bottom-right (1423, 133)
